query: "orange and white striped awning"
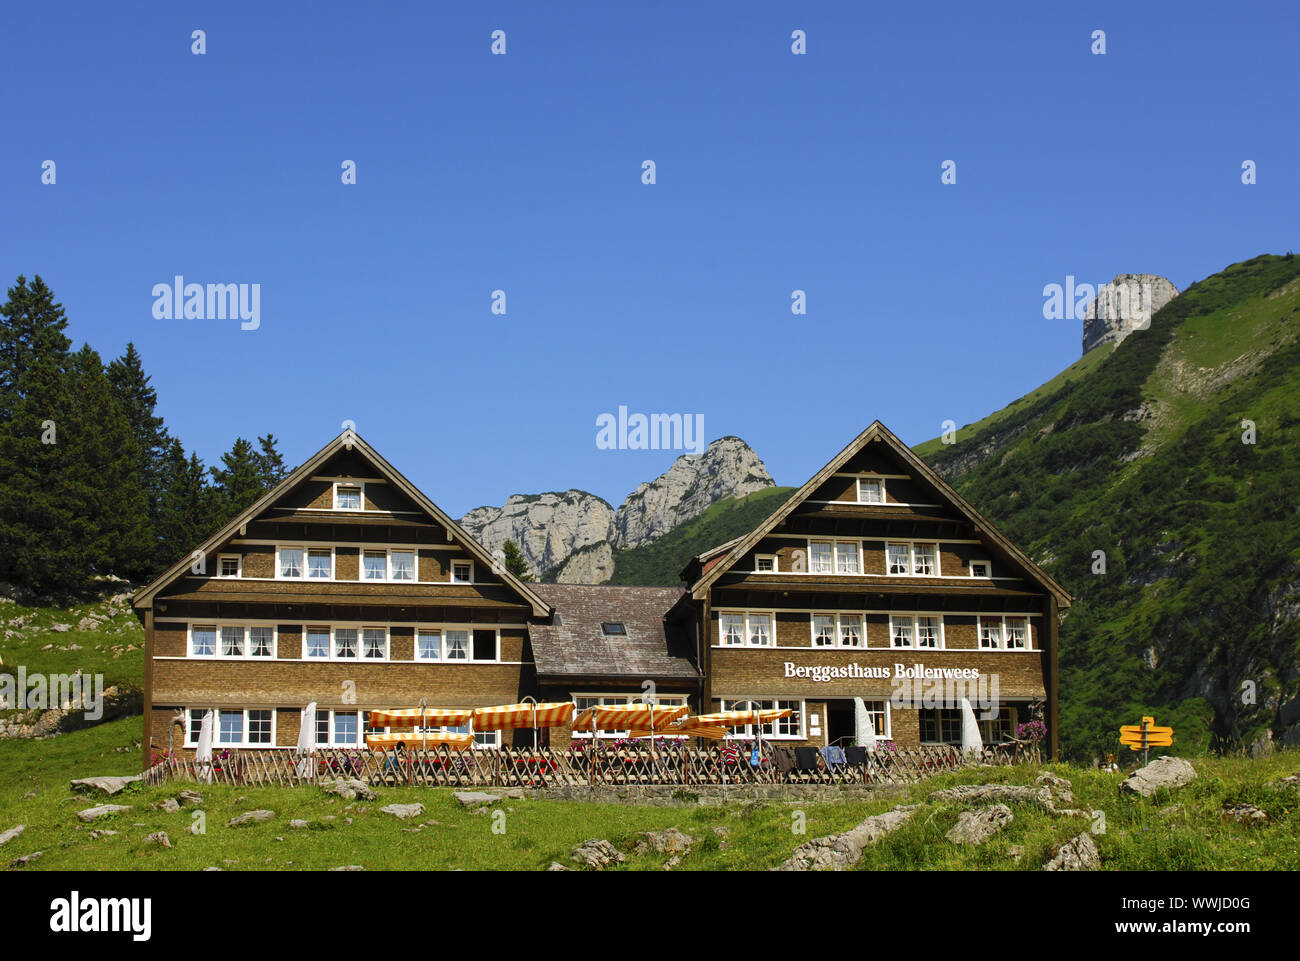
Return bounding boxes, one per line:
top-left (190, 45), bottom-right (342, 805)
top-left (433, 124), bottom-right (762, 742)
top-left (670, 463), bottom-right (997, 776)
top-left (686, 709), bottom-right (793, 728)
top-left (367, 708), bottom-right (473, 729)
top-left (629, 723), bottom-right (727, 740)
top-left (471, 702), bottom-right (575, 732)
top-left (365, 732), bottom-right (474, 750)
top-left (572, 704), bottom-right (690, 732)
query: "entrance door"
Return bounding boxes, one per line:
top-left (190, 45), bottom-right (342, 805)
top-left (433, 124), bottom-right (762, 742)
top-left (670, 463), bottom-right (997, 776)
top-left (826, 700), bottom-right (855, 747)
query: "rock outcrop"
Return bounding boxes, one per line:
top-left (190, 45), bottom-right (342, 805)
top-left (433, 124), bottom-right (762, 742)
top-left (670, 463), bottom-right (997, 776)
top-left (458, 436), bottom-right (774, 583)
top-left (613, 437), bottom-right (774, 549)
top-left (1082, 274), bottom-right (1179, 355)
top-left (1119, 755), bottom-right (1196, 798)
top-left (459, 491), bottom-right (616, 582)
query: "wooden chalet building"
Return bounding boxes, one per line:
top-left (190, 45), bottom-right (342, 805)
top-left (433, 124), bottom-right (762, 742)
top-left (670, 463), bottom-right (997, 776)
top-left (132, 422), bottom-right (1069, 766)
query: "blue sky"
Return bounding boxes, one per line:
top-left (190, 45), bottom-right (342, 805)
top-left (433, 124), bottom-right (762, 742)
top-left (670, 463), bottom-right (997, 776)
top-left (3, 1), bottom-right (1295, 516)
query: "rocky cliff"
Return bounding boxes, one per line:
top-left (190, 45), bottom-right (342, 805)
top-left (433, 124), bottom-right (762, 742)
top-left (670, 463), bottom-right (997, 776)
top-left (1083, 274), bottom-right (1180, 355)
top-left (458, 436), bottom-right (775, 583)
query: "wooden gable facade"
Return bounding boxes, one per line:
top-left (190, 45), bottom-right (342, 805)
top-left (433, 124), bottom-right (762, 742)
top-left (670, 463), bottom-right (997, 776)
top-left (681, 421), bottom-right (1071, 758)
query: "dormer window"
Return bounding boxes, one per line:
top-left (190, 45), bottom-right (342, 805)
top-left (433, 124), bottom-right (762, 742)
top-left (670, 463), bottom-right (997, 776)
top-left (334, 484), bottom-right (363, 511)
top-left (601, 622), bottom-right (626, 636)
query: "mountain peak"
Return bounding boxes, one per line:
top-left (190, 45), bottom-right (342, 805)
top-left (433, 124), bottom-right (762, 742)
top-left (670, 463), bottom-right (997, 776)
top-left (1083, 273), bottom-right (1180, 355)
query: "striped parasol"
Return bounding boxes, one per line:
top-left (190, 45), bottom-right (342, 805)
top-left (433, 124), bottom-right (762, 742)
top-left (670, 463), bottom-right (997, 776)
top-left (368, 707), bottom-right (473, 728)
top-left (688, 708), bottom-right (793, 728)
top-left (629, 723), bottom-right (726, 740)
top-left (471, 701), bottom-right (575, 732)
top-left (571, 703), bottom-right (690, 732)
top-left (366, 731), bottom-right (473, 750)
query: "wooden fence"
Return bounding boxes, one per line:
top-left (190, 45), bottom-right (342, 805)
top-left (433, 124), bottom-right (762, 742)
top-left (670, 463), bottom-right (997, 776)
top-left (144, 741), bottom-right (1033, 789)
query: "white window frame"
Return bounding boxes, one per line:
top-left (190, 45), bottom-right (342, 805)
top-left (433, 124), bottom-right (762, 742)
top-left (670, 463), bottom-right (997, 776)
top-left (979, 615), bottom-right (1032, 651)
top-left (316, 709), bottom-right (364, 748)
top-left (306, 547), bottom-right (334, 580)
top-left (451, 560), bottom-right (473, 584)
top-left (856, 477), bottom-right (885, 504)
top-left (301, 624), bottom-right (390, 662)
top-left (716, 610), bottom-right (775, 648)
top-left (276, 545), bottom-right (306, 579)
top-left (859, 699), bottom-right (891, 741)
top-left (889, 614), bottom-right (946, 650)
top-left (719, 698), bottom-right (805, 740)
top-left (570, 693), bottom-right (689, 740)
top-left (969, 559), bottom-right (992, 578)
top-left (810, 613), bottom-right (864, 649)
top-left (188, 621), bottom-right (278, 660)
top-left (415, 628), bottom-right (443, 661)
top-left (216, 554), bottom-right (242, 578)
top-left (185, 708), bottom-right (277, 748)
top-left (885, 540), bottom-right (942, 577)
top-left (333, 482), bottom-right (365, 511)
top-left (754, 554), bottom-right (777, 573)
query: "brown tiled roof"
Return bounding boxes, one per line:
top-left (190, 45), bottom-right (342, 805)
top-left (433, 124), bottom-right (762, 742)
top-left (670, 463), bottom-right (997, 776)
top-left (528, 584), bottom-right (699, 679)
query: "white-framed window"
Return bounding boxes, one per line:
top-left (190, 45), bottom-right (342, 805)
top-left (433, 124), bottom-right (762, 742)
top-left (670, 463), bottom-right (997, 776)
top-left (217, 554), bottom-right (241, 578)
top-left (969, 559), bottom-right (991, 578)
top-left (980, 616), bottom-right (1031, 650)
top-left (920, 709), bottom-right (963, 745)
top-left (857, 477), bottom-right (885, 504)
top-left (278, 546), bottom-right (305, 579)
top-left (812, 613), bottom-right (863, 648)
top-left (316, 709), bottom-right (362, 747)
top-left (416, 629), bottom-right (442, 660)
top-left (860, 700), bottom-right (891, 741)
top-left (200, 708), bottom-right (274, 748)
top-left (890, 614), bottom-right (945, 650)
top-left (189, 622), bottom-right (276, 659)
top-left (307, 548), bottom-right (332, 579)
top-left (571, 693), bottom-right (689, 739)
top-left (445, 629), bottom-right (469, 660)
top-left (810, 541), bottom-right (834, 574)
top-left (754, 554), bottom-right (777, 573)
top-left (451, 561), bottom-right (473, 584)
top-left (334, 483), bottom-right (363, 511)
top-left (362, 550), bottom-right (387, 581)
top-left (390, 550), bottom-right (415, 581)
top-left (886, 541), bottom-right (941, 577)
top-left (305, 627), bottom-right (331, 659)
top-left (716, 611), bottom-right (774, 647)
top-left (362, 627), bottom-right (388, 659)
top-left (720, 699), bottom-right (804, 739)
top-left (835, 541), bottom-right (860, 574)
top-left (334, 628), bottom-right (359, 659)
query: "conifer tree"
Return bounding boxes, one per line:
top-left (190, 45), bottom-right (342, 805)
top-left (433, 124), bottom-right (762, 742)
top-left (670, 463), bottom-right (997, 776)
top-left (107, 342), bottom-right (170, 566)
top-left (157, 438), bottom-right (217, 567)
top-left (0, 276), bottom-right (74, 590)
top-left (502, 539), bottom-right (533, 581)
top-left (256, 433), bottom-right (287, 489)
top-left (210, 437), bottom-right (265, 522)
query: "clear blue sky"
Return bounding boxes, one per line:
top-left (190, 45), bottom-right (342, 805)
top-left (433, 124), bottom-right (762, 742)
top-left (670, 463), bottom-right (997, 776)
top-left (3, 1), bottom-right (1295, 516)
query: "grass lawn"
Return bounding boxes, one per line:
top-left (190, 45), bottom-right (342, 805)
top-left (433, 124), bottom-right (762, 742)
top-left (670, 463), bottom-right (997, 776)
top-left (1, 719), bottom-right (1297, 871)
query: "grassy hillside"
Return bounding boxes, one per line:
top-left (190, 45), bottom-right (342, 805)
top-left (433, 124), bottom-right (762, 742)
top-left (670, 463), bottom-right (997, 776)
top-left (1, 720), bottom-right (1295, 870)
top-left (915, 253), bottom-right (1300, 762)
top-left (607, 486), bottom-right (795, 586)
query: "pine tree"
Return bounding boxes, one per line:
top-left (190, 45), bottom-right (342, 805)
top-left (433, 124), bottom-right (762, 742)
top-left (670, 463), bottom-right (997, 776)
top-left (210, 437), bottom-right (265, 523)
top-left (62, 344), bottom-right (151, 583)
top-left (157, 438), bottom-right (217, 567)
top-left (107, 343), bottom-right (170, 567)
top-left (502, 539), bottom-right (533, 581)
top-left (0, 276), bottom-right (74, 591)
top-left (256, 433), bottom-right (287, 489)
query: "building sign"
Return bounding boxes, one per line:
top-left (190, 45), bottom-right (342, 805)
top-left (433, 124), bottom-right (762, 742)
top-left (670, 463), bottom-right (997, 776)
top-left (783, 662), bottom-right (981, 682)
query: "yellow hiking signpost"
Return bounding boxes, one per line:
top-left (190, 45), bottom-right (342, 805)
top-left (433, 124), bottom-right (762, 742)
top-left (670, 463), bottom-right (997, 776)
top-left (1119, 716), bottom-right (1174, 764)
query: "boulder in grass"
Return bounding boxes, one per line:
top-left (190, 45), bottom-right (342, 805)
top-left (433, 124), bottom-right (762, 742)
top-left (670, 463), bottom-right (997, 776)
top-left (1043, 832), bottom-right (1100, 871)
top-left (0, 825), bottom-right (25, 847)
top-left (380, 803), bottom-right (425, 820)
top-left (70, 775), bottom-right (142, 796)
top-left (145, 831), bottom-right (171, 848)
top-left (324, 778), bottom-right (377, 802)
top-left (227, 810), bottom-right (275, 827)
top-left (177, 790), bottom-right (204, 807)
top-left (1119, 756), bottom-right (1196, 798)
top-left (1222, 803), bottom-right (1269, 825)
top-left (453, 791), bottom-right (502, 808)
top-left (77, 804), bottom-right (131, 823)
top-left (570, 839), bottom-right (625, 870)
top-left (945, 804), bottom-right (1013, 846)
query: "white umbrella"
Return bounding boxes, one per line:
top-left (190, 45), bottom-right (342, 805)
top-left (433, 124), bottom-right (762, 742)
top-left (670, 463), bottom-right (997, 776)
top-left (296, 701), bottom-right (317, 780)
top-left (959, 697), bottom-right (983, 754)
top-left (853, 697), bottom-right (877, 753)
top-left (195, 709), bottom-right (214, 784)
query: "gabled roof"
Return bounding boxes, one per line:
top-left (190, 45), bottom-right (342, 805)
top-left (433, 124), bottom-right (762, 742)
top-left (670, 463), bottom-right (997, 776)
top-left (686, 420), bottom-right (1073, 607)
top-left (527, 584), bottom-right (700, 680)
top-left (132, 430), bottom-right (553, 618)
